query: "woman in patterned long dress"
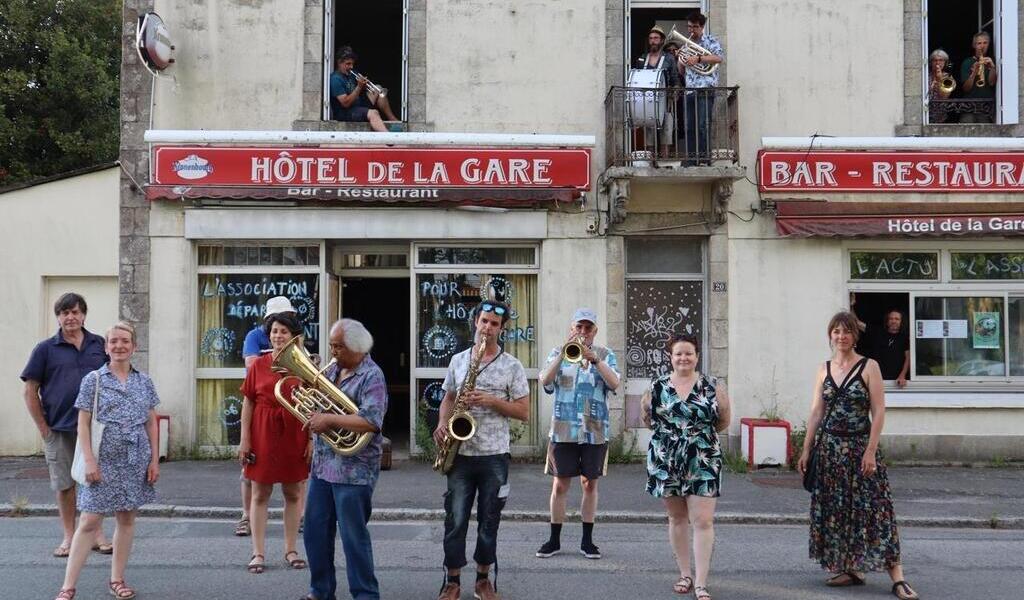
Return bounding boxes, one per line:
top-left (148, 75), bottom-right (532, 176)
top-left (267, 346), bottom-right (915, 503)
top-left (643, 334), bottom-right (731, 600)
top-left (798, 311), bottom-right (920, 600)
top-left (54, 322), bottom-right (160, 600)
top-left (237, 312), bottom-right (311, 574)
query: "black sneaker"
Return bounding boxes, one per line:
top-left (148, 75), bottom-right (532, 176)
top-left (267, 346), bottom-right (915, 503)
top-left (535, 540), bottom-right (561, 558)
top-left (579, 542), bottom-right (601, 559)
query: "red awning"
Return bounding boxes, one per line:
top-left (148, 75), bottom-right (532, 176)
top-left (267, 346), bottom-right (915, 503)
top-left (774, 201), bottom-right (1024, 237)
top-left (145, 184), bottom-right (580, 206)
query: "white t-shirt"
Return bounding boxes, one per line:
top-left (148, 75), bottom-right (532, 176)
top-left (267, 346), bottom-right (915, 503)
top-left (442, 348), bottom-right (529, 456)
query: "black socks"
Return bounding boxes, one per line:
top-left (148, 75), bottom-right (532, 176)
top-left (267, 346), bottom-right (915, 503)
top-left (549, 522), bottom-right (563, 544)
top-left (582, 521), bottom-right (594, 546)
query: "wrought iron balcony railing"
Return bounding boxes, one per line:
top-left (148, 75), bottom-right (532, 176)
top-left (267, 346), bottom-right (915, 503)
top-left (604, 86), bottom-right (739, 169)
top-left (928, 98), bottom-right (995, 124)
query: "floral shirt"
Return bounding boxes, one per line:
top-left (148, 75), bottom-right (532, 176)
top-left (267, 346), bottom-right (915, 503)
top-left (310, 355), bottom-right (388, 486)
top-left (442, 347), bottom-right (529, 456)
top-left (685, 32), bottom-right (724, 88)
top-left (75, 364), bottom-right (159, 427)
top-left (543, 345), bottom-right (618, 444)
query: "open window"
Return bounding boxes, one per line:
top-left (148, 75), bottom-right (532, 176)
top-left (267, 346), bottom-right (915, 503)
top-left (625, 0), bottom-right (706, 78)
top-left (323, 0), bottom-right (408, 121)
top-left (922, 0), bottom-right (1018, 125)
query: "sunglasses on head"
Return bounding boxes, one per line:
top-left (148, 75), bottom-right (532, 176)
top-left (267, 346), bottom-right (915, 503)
top-left (480, 302), bottom-right (507, 316)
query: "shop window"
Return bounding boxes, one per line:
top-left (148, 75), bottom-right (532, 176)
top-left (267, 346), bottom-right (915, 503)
top-left (951, 251), bottom-right (1024, 280)
top-left (411, 244), bottom-right (540, 454)
top-left (326, 0), bottom-right (407, 121)
top-left (625, 237), bottom-right (705, 378)
top-left (914, 295), bottom-right (1005, 377)
top-left (1009, 296), bottom-right (1024, 376)
top-left (923, 0), bottom-right (1018, 125)
top-left (849, 251), bottom-right (939, 281)
top-left (196, 244), bottom-right (322, 448)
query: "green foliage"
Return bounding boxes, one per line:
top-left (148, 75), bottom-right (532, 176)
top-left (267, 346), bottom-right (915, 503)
top-left (788, 422), bottom-right (807, 469)
top-left (606, 432), bottom-right (641, 464)
top-left (413, 404), bottom-right (438, 462)
top-left (0, 0), bottom-right (121, 185)
top-left (722, 450), bottom-right (749, 473)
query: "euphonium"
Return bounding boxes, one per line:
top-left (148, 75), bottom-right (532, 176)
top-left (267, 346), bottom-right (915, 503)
top-left (433, 335), bottom-right (486, 474)
top-left (272, 335), bottom-right (374, 457)
top-left (665, 26), bottom-right (718, 77)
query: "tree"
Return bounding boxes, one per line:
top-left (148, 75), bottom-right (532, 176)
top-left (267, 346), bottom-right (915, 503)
top-left (0, 0), bottom-right (120, 186)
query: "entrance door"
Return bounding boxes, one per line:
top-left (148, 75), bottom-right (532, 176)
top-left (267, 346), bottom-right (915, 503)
top-left (341, 277), bottom-right (411, 453)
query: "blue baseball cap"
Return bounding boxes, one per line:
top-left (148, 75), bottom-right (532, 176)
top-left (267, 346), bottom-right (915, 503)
top-left (572, 308), bottom-right (598, 325)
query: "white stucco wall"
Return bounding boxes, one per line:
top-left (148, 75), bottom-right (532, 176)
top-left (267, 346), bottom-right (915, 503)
top-left (1, 168), bottom-right (119, 454)
top-left (151, 0), bottom-right (305, 130)
top-left (426, 1), bottom-right (605, 137)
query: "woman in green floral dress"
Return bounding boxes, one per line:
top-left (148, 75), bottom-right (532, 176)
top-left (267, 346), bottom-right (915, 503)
top-left (643, 334), bottom-right (731, 600)
top-left (798, 311), bottom-right (920, 600)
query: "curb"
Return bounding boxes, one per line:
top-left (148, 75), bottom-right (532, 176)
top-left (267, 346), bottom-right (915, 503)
top-left (2, 504), bottom-right (1022, 529)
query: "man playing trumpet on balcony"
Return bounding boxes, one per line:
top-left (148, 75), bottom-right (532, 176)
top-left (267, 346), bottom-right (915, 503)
top-left (330, 47), bottom-right (399, 132)
top-left (536, 308), bottom-right (620, 561)
top-left (433, 300), bottom-right (530, 600)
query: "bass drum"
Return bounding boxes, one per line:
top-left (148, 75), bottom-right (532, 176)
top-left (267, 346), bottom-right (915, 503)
top-left (626, 68), bottom-right (667, 128)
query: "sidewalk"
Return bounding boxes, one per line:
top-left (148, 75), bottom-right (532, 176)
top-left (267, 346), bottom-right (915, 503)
top-left (1, 457), bottom-right (1021, 528)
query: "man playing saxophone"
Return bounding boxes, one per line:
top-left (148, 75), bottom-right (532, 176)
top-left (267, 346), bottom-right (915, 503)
top-left (959, 31), bottom-right (997, 123)
top-left (433, 300), bottom-right (530, 600)
top-left (300, 319), bottom-right (387, 600)
top-left (536, 308), bottom-right (619, 561)
top-left (329, 46), bottom-right (400, 132)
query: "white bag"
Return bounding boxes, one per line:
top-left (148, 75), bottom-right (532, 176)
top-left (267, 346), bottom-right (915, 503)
top-left (70, 373), bottom-right (105, 487)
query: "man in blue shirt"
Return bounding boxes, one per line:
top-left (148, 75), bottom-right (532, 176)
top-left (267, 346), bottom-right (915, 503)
top-left (21, 292), bottom-right (112, 557)
top-left (329, 46), bottom-right (399, 132)
top-left (536, 308), bottom-right (620, 561)
top-left (301, 319), bottom-right (387, 600)
top-left (235, 295), bottom-right (298, 537)
top-left (679, 12), bottom-right (724, 166)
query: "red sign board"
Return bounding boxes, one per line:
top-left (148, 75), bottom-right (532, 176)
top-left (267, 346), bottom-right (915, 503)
top-left (151, 146), bottom-right (591, 191)
top-left (759, 151), bottom-right (1024, 193)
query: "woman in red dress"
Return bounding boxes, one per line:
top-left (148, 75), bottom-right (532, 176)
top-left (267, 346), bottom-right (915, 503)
top-left (238, 312), bottom-right (311, 574)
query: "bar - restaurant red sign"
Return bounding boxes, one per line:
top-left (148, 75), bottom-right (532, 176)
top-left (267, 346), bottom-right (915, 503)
top-left (152, 146), bottom-right (591, 190)
top-left (759, 151), bottom-right (1024, 192)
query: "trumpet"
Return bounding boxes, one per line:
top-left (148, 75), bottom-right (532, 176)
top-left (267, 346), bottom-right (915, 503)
top-left (352, 70), bottom-right (387, 103)
top-left (562, 336), bottom-right (587, 363)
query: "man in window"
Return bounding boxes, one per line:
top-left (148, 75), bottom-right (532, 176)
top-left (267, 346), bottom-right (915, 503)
top-left (959, 31), bottom-right (998, 123)
top-left (330, 47), bottom-right (399, 131)
top-left (680, 12), bottom-right (724, 166)
top-left (636, 25), bottom-right (680, 159)
top-left (870, 310), bottom-right (910, 388)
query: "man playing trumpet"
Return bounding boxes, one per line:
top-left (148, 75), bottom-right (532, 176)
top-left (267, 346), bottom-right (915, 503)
top-left (329, 47), bottom-right (399, 131)
top-left (433, 301), bottom-right (529, 600)
top-left (536, 308), bottom-right (620, 560)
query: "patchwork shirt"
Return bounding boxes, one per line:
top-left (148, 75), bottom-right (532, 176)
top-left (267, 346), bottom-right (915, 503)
top-left (544, 345), bottom-right (619, 445)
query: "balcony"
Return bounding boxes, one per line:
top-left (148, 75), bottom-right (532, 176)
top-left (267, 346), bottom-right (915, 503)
top-left (928, 98), bottom-right (995, 125)
top-left (600, 86), bottom-right (745, 224)
top-left (604, 86), bottom-right (742, 176)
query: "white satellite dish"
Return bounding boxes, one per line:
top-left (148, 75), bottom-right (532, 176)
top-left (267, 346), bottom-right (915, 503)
top-left (136, 12), bottom-right (175, 77)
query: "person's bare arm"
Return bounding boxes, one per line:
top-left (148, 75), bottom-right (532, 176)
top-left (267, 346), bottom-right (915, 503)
top-left (23, 380), bottom-right (50, 438)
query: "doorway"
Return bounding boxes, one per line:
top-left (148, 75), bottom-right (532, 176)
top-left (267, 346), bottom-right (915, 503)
top-left (341, 277), bottom-right (411, 454)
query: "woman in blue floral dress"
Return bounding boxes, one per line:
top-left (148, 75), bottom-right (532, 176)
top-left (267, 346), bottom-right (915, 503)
top-left (644, 334), bottom-right (731, 600)
top-left (798, 312), bottom-right (919, 600)
top-left (54, 322), bottom-right (160, 600)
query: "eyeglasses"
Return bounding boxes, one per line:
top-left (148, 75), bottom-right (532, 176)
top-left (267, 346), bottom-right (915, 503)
top-left (480, 302), bottom-right (507, 316)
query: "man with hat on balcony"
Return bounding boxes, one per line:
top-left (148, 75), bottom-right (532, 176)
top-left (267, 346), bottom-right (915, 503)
top-left (535, 308), bottom-right (620, 561)
top-left (636, 25), bottom-right (681, 159)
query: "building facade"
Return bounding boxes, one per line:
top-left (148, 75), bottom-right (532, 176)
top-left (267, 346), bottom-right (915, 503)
top-left (97, 0), bottom-right (1024, 461)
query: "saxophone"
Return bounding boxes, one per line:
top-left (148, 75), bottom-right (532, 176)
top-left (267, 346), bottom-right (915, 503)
top-left (433, 335), bottom-right (486, 474)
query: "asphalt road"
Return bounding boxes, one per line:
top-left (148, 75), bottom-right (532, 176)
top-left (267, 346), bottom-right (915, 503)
top-left (2, 517), bottom-right (1022, 599)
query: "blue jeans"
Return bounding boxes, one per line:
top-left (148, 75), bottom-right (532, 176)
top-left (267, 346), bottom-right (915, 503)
top-left (304, 476), bottom-right (379, 600)
top-left (442, 453), bottom-right (510, 569)
top-left (684, 91), bottom-right (715, 165)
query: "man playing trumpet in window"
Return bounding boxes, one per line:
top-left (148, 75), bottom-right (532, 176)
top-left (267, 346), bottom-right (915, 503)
top-left (536, 308), bottom-right (620, 561)
top-left (329, 47), bottom-right (399, 131)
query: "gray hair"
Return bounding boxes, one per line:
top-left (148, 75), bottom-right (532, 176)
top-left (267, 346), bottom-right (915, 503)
top-left (928, 49), bottom-right (949, 63)
top-left (973, 31), bottom-right (991, 43)
top-left (330, 318), bottom-right (374, 354)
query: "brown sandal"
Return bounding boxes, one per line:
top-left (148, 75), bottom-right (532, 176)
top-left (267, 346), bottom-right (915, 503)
top-left (247, 553), bottom-right (265, 574)
top-left (285, 550), bottom-right (307, 570)
top-left (892, 581), bottom-right (919, 600)
top-left (92, 542), bottom-right (114, 555)
top-left (52, 543), bottom-right (71, 558)
top-left (695, 586), bottom-right (712, 600)
top-left (827, 572), bottom-right (866, 587)
top-left (54, 589), bottom-right (75, 600)
top-left (672, 576), bottom-right (693, 594)
top-left (234, 517), bottom-right (251, 536)
top-left (109, 580), bottom-right (136, 599)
